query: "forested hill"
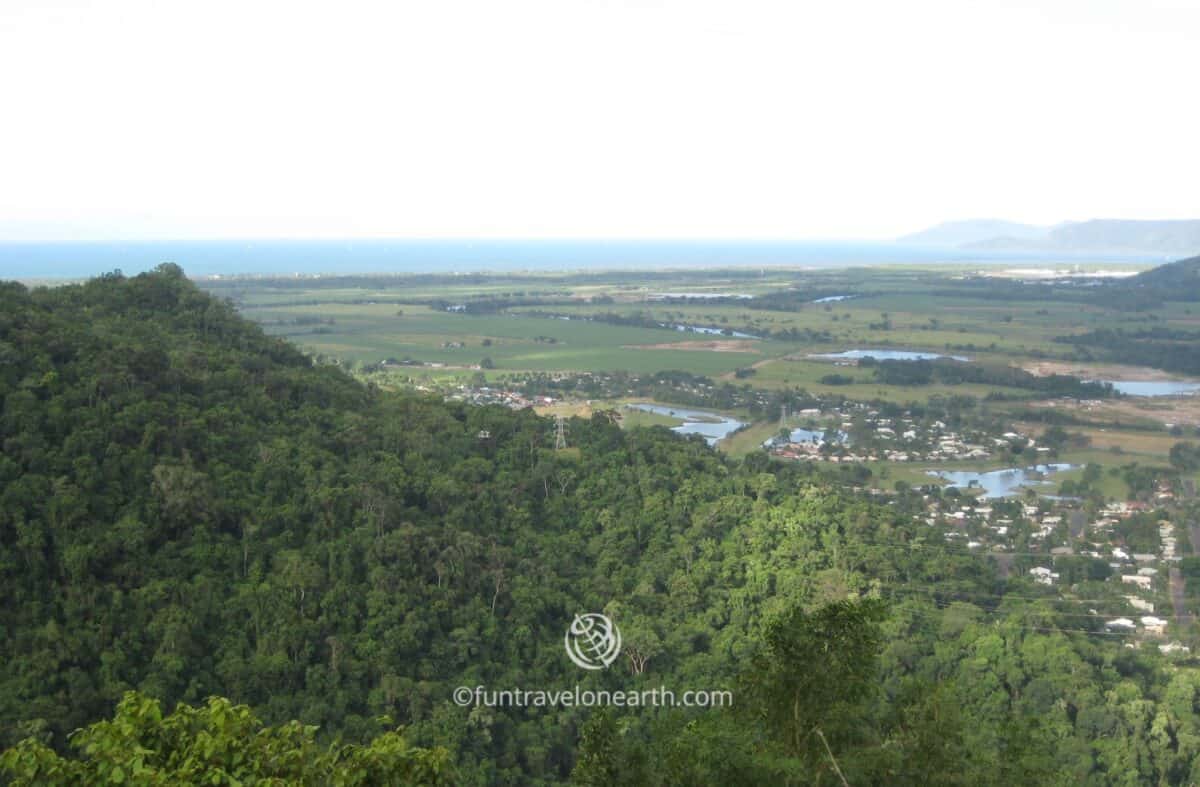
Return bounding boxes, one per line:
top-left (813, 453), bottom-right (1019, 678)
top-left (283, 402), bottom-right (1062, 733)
top-left (3, 267), bottom-right (1200, 785)
top-left (1126, 253), bottom-right (1200, 294)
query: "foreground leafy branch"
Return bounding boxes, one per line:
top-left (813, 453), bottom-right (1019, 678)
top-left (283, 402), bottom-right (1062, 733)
top-left (0, 691), bottom-right (453, 786)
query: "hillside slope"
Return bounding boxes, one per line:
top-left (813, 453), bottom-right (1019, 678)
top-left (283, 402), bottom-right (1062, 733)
top-left (1128, 253), bottom-right (1200, 289)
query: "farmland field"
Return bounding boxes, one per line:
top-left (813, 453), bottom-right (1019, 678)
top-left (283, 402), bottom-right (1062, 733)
top-left (200, 262), bottom-right (1200, 483)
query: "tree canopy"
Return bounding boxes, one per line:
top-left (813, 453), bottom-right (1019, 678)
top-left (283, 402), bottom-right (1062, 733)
top-left (2, 268), bottom-right (1200, 784)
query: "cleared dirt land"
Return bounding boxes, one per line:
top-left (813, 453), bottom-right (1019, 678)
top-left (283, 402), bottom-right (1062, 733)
top-left (1021, 360), bottom-right (1197, 382)
top-left (623, 339), bottom-right (762, 353)
top-left (1030, 396), bottom-right (1200, 427)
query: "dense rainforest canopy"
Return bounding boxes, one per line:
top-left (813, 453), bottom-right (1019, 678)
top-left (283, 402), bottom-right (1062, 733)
top-left (2, 266), bottom-right (1200, 785)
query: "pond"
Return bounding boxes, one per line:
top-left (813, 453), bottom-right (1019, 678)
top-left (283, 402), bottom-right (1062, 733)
top-left (787, 428), bottom-right (847, 444)
top-left (812, 295), bottom-right (853, 303)
top-left (927, 463), bottom-right (1077, 499)
top-left (540, 314), bottom-right (759, 339)
top-left (626, 404), bottom-right (746, 446)
top-left (648, 292), bottom-right (753, 300)
top-left (1102, 381), bottom-right (1200, 397)
top-left (809, 349), bottom-right (969, 362)
top-left (763, 427), bottom-right (849, 447)
top-left (666, 323), bottom-right (759, 339)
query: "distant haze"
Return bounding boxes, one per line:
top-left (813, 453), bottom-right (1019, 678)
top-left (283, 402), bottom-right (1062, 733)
top-left (899, 221), bottom-right (1051, 247)
top-left (1, 0), bottom-right (1199, 242)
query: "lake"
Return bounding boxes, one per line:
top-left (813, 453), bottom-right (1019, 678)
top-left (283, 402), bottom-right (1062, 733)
top-left (626, 404), bottom-right (745, 445)
top-left (810, 349), bottom-right (969, 362)
top-left (927, 463), bottom-right (1077, 499)
top-left (1103, 381), bottom-right (1200, 397)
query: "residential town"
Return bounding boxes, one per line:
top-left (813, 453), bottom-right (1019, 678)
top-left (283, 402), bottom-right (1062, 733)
top-left (765, 404), bottom-right (1040, 464)
top-left (909, 481), bottom-right (1195, 655)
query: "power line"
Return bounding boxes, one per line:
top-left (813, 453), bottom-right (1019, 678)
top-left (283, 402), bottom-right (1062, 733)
top-left (875, 583), bottom-right (1159, 606)
top-left (879, 590), bottom-right (1167, 621)
top-left (876, 602), bottom-right (1145, 638)
top-left (879, 588), bottom-right (1185, 626)
top-left (810, 533), bottom-right (1163, 561)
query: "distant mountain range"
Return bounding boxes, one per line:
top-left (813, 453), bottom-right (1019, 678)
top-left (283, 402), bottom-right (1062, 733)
top-left (900, 218), bottom-right (1200, 256)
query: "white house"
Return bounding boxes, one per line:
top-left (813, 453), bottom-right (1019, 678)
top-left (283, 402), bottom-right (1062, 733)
top-left (1125, 596), bottom-right (1154, 613)
top-left (1030, 567), bottom-right (1059, 586)
top-left (1140, 616), bottom-right (1168, 636)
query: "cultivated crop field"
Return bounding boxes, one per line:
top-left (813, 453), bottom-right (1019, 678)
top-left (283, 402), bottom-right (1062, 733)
top-left (200, 262), bottom-right (1200, 475)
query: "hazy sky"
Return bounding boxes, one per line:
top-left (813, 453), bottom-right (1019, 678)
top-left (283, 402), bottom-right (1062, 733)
top-left (1, 0), bottom-right (1197, 241)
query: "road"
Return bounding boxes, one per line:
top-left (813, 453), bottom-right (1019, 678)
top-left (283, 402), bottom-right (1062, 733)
top-left (1168, 522), bottom-right (1200, 629)
top-left (1169, 567), bottom-right (1192, 628)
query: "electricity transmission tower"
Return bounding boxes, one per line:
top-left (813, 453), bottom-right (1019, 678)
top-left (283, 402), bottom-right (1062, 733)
top-left (554, 414), bottom-right (568, 449)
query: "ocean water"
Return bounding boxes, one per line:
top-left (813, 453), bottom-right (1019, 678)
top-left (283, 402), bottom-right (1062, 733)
top-left (0, 239), bottom-right (1160, 280)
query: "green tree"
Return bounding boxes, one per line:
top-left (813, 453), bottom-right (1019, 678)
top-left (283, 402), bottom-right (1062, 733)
top-left (0, 692), bottom-right (453, 786)
top-left (1169, 441), bottom-right (1200, 472)
top-left (744, 599), bottom-right (887, 776)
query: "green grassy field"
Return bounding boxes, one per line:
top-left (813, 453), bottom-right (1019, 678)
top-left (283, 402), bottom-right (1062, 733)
top-left (250, 302), bottom-right (762, 374)
top-left (720, 421), bottom-right (780, 456)
top-left (744, 357), bottom-right (1033, 401)
top-left (216, 264), bottom-right (1182, 377)
top-left (615, 407), bottom-right (684, 429)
